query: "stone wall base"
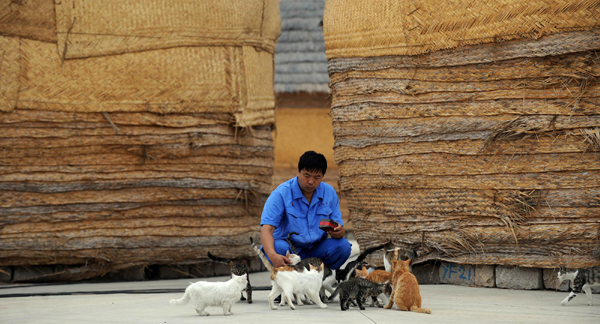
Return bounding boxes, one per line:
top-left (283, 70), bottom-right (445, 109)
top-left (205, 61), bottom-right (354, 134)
top-left (0, 267), bottom-right (12, 282)
top-left (1, 261), bottom-right (596, 294)
top-left (0, 259), bottom-right (267, 283)
top-left (411, 261), bottom-right (599, 292)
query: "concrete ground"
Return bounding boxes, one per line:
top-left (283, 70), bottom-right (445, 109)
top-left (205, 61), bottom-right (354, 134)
top-left (1, 237), bottom-right (599, 324)
top-left (1, 269), bottom-right (600, 324)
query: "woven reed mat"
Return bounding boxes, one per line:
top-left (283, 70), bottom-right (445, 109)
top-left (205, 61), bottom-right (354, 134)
top-left (324, 0), bottom-right (600, 59)
top-left (0, 0), bottom-right (279, 127)
top-left (0, 36), bottom-right (19, 112)
top-left (0, 109), bottom-right (273, 276)
top-left (0, 34), bottom-right (275, 126)
top-left (0, 0), bottom-right (57, 43)
top-left (324, 2), bottom-right (600, 267)
top-left (55, 0), bottom-right (280, 59)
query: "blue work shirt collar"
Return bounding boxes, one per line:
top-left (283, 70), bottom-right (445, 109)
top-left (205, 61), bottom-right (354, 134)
top-left (291, 176), bottom-right (324, 206)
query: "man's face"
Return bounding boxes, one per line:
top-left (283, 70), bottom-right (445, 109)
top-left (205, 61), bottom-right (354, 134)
top-left (297, 169), bottom-right (323, 195)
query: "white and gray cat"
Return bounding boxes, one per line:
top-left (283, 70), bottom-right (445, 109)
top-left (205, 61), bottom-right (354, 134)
top-left (557, 266), bottom-right (600, 306)
top-left (207, 251), bottom-right (252, 303)
top-left (250, 237), bottom-right (327, 310)
top-left (383, 242), bottom-right (417, 272)
top-left (285, 233), bottom-right (337, 303)
top-left (336, 242), bottom-right (388, 283)
top-left (169, 273), bottom-right (248, 316)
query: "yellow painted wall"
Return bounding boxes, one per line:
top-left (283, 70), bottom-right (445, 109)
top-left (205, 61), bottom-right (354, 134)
top-left (271, 102), bottom-right (350, 228)
top-left (273, 107), bottom-right (337, 170)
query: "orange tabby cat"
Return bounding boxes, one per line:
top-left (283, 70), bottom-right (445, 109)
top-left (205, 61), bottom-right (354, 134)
top-left (355, 267), bottom-right (393, 307)
top-left (355, 267), bottom-right (392, 283)
top-left (385, 259), bottom-right (431, 314)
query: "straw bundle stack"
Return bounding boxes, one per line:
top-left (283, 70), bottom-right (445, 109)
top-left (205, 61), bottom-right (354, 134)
top-left (0, 0), bottom-right (280, 281)
top-left (324, 0), bottom-right (600, 268)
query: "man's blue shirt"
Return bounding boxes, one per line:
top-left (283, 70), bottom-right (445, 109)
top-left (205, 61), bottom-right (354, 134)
top-left (260, 177), bottom-right (344, 250)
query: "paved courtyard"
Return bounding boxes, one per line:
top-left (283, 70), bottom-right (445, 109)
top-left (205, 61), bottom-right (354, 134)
top-left (1, 270), bottom-right (599, 324)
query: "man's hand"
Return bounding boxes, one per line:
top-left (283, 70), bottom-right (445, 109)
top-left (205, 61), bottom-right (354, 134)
top-left (267, 252), bottom-right (292, 268)
top-left (261, 224), bottom-right (292, 268)
top-left (327, 225), bottom-right (345, 239)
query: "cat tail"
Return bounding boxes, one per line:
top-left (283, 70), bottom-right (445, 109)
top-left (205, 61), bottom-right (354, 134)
top-left (355, 242), bottom-right (388, 263)
top-left (286, 232), bottom-right (300, 254)
top-left (327, 284), bottom-right (342, 302)
top-left (207, 251), bottom-right (233, 265)
top-left (250, 237), bottom-right (273, 272)
top-left (410, 305), bottom-right (431, 314)
top-left (169, 289), bottom-right (191, 306)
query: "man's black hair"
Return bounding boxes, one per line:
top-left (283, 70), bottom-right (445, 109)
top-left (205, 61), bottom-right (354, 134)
top-left (298, 151), bottom-right (327, 176)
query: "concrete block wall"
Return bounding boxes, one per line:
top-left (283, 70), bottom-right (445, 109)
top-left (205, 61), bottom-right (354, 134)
top-left (0, 260), bottom-right (268, 283)
top-left (0, 267), bottom-right (12, 282)
top-left (0, 260), bottom-right (594, 294)
top-left (439, 263), bottom-right (476, 286)
top-left (412, 262), bottom-right (441, 285)
top-left (412, 262), bottom-right (598, 293)
top-left (110, 267), bottom-right (146, 281)
top-left (475, 265), bottom-right (495, 288)
top-left (12, 266), bottom-right (54, 282)
top-left (156, 265), bottom-right (191, 280)
top-left (150, 259), bottom-right (267, 280)
top-left (496, 266), bottom-right (543, 290)
top-left (543, 268), bottom-right (569, 292)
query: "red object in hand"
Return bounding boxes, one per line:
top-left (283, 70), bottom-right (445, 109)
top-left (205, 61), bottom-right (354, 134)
top-left (319, 218), bottom-right (339, 231)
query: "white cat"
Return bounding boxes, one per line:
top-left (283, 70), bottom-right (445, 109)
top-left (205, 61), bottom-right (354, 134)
top-left (279, 260), bottom-right (336, 306)
top-left (251, 239), bottom-right (327, 310)
top-left (557, 266), bottom-right (600, 306)
top-left (279, 266), bottom-right (336, 306)
top-left (169, 273), bottom-right (248, 316)
top-left (269, 262), bottom-right (327, 310)
top-left (321, 269), bottom-right (337, 301)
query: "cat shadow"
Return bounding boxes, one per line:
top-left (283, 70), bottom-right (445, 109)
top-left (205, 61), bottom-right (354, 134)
top-left (172, 310), bottom-right (234, 317)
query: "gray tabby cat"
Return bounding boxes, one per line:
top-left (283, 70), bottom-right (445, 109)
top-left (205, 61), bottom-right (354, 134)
top-left (328, 277), bottom-right (386, 311)
top-left (557, 266), bottom-right (600, 306)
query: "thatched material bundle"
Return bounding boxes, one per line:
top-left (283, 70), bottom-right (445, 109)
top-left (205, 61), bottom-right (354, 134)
top-left (1, 0), bottom-right (279, 127)
top-left (54, 0), bottom-right (279, 60)
top-left (0, 0), bottom-right (280, 281)
top-left (325, 0), bottom-right (600, 58)
top-left (324, 0), bottom-right (600, 268)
